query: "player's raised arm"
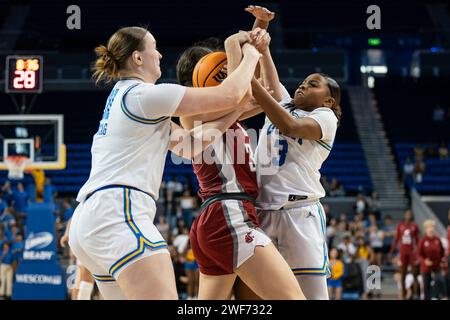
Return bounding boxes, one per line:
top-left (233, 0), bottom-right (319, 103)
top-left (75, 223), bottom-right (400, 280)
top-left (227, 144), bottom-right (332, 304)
top-left (179, 32), bottom-right (256, 130)
top-left (224, 32), bottom-right (265, 121)
top-left (245, 5), bottom-right (283, 102)
top-left (251, 28), bottom-right (283, 102)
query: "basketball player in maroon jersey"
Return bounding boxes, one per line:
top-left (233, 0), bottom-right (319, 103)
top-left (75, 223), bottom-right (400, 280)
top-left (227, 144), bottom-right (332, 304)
top-left (175, 10), bottom-right (304, 300)
top-left (390, 209), bottom-right (420, 299)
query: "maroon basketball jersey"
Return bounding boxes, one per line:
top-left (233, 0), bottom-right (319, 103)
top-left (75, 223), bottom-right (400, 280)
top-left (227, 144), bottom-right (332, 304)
top-left (393, 222), bottom-right (420, 253)
top-left (192, 122), bottom-right (258, 202)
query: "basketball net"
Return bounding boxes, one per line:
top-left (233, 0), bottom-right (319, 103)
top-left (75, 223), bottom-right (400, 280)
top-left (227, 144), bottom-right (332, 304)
top-left (5, 155), bottom-right (30, 180)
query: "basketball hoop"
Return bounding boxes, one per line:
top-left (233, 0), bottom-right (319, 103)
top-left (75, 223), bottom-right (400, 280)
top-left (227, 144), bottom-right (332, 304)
top-left (5, 155), bottom-right (30, 179)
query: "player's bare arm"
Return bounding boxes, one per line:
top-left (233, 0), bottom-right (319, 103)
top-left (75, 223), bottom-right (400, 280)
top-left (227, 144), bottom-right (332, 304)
top-left (169, 108), bottom-right (245, 160)
top-left (245, 5), bottom-right (276, 85)
top-left (173, 43), bottom-right (261, 117)
top-left (180, 32), bottom-right (254, 129)
top-left (250, 28), bottom-right (283, 102)
top-left (251, 77), bottom-right (323, 140)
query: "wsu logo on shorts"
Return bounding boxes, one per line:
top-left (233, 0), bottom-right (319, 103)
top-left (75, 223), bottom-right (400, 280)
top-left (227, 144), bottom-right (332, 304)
top-left (245, 231), bottom-right (255, 244)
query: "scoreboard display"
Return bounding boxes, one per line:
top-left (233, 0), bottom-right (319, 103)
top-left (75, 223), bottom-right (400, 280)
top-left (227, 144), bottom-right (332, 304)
top-left (5, 55), bottom-right (43, 93)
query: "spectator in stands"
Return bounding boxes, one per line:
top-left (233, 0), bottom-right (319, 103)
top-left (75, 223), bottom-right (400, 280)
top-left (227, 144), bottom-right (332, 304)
top-left (337, 234), bottom-right (357, 264)
top-left (167, 177), bottom-right (183, 208)
top-left (367, 192), bottom-right (381, 220)
top-left (61, 198), bottom-right (74, 223)
top-left (368, 225), bottom-right (384, 267)
top-left (355, 236), bottom-right (373, 299)
top-left (173, 224), bottom-right (190, 255)
top-left (326, 217), bottom-right (337, 249)
top-left (7, 225), bottom-right (19, 244)
top-left (320, 176), bottom-right (330, 195)
top-left (184, 244), bottom-right (199, 300)
top-left (180, 190), bottom-right (196, 229)
top-left (11, 233), bottom-right (24, 272)
top-left (156, 215), bottom-right (170, 242)
top-left (57, 199), bottom-right (74, 249)
top-left (413, 159), bottom-right (426, 183)
top-left (338, 212), bottom-right (348, 224)
top-left (1, 181), bottom-right (13, 205)
top-left (172, 218), bottom-right (186, 239)
top-left (0, 191), bottom-right (7, 215)
top-left (329, 177), bottom-right (345, 197)
top-left (43, 178), bottom-right (57, 202)
top-left (402, 157), bottom-right (414, 183)
top-left (348, 219), bottom-right (357, 238)
top-left (354, 193), bottom-right (367, 216)
top-left (418, 220), bottom-right (446, 300)
top-left (413, 144), bottom-right (425, 162)
top-left (157, 180), bottom-right (167, 216)
top-left (169, 245), bottom-right (188, 300)
top-left (332, 220), bottom-right (348, 248)
top-left (352, 213), bottom-right (366, 239)
top-left (0, 207), bottom-right (15, 233)
top-left (327, 248), bottom-right (344, 300)
top-left (438, 142), bottom-right (449, 161)
top-left (11, 183), bottom-right (29, 229)
top-left (381, 215), bottom-right (396, 266)
top-left (364, 212), bottom-right (379, 229)
top-left (184, 175), bottom-right (195, 196)
top-left (0, 241), bottom-right (14, 300)
top-left (425, 144), bottom-right (438, 159)
top-left (173, 177), bottom-right (184, 200)
top-left (390, 209), bottom-right (420, 300)
top-left (165, 177), bottom-right (175, 221)
top-left (432, 104), bottom-right (445, 122)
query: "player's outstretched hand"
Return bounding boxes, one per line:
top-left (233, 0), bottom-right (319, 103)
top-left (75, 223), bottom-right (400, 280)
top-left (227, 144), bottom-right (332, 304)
top-left (249, 28), bottom-right (271, 53)
top-left (242, 42), bottom-right (262, 60)
top-left (227, 30), bottom-right (252, 45)
top-left (245, 5), bottom-right (275, 22)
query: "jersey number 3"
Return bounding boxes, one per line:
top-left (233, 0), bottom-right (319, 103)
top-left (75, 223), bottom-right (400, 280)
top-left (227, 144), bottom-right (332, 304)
top-left (274, 139), bottom-right (288, 167)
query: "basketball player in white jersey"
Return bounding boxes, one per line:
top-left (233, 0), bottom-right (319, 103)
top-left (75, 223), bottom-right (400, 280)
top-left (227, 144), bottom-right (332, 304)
top-left (68, 26), bottom-right (261, 300)
top-left (250, 29), bottom-right (341, 299)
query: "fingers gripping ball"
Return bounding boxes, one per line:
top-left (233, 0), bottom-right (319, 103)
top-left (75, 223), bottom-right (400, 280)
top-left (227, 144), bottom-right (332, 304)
top-left (192, 51), bottom-right (227, 87)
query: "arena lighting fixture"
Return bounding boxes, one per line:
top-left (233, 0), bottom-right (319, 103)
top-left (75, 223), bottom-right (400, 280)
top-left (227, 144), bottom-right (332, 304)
top-left (360, 65), bottom-right (388, 74)
top-left (368, 76), bottom-right (375, 88)
top-left (368, 38), bottom-right (381, 46)
top-left (430, 47), bottom-right (442, 52)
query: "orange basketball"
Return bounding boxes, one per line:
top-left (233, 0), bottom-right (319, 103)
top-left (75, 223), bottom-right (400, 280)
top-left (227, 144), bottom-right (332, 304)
top-left (192, 51), bottom-right (227, 87)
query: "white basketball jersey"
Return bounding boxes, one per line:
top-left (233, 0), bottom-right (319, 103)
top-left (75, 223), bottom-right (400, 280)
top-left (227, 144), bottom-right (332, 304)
top-left (76, 79), bottom-right (186, 202)
top-left (256, 103), bottom-right (338, 210)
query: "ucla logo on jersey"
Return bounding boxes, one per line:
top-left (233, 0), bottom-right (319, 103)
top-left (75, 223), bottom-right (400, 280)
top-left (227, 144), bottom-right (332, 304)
top-left (97, 88), bottom-right (119, 136)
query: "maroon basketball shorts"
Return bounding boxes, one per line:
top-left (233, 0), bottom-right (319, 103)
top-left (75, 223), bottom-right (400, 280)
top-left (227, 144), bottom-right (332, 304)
top-left (190, 199), bottom-right (271, 276)
top-left (400, 250), bottom-right (416, 270)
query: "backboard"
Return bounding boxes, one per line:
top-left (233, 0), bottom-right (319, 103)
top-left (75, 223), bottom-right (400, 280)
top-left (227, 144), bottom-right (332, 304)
top-left (0, 114), bottom-right (66, 170)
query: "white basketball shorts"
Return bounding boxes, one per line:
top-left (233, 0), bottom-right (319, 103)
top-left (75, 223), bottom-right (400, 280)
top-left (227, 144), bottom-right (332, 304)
top-left (258, 201), bottom-right (330, 277)
top-left (69, 186), bottom-right (169, 283)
